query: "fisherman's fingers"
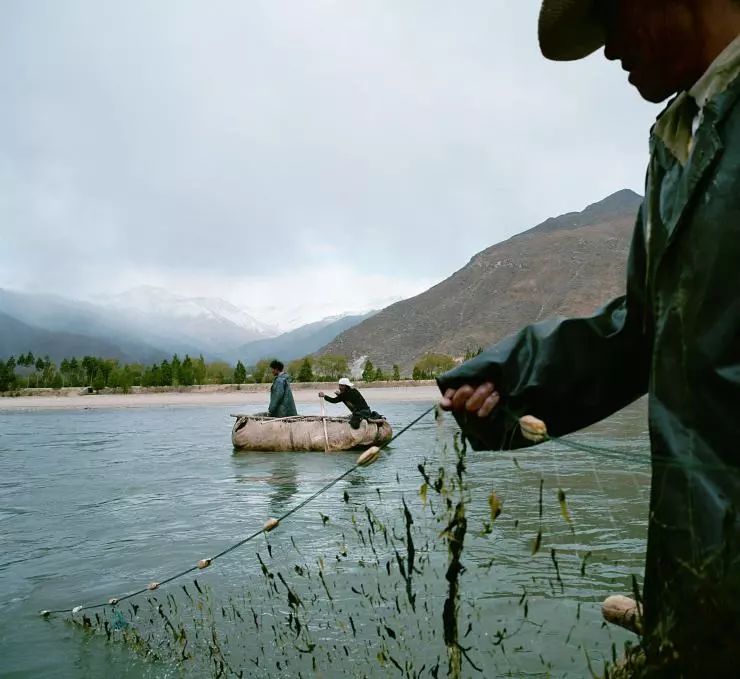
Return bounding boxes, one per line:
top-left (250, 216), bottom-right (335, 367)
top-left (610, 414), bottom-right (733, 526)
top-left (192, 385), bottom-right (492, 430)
top-left (464, 382), bottom-right (496, 414)
top-left (477, 391), bottom-right (500, 418)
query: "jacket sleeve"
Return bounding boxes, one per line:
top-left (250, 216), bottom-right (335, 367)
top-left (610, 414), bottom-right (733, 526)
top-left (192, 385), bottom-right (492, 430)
top-left (268, 379), bottom-right (285, 416)
top-left (323, 394), bottom-right (343, 404)
top-left (437, 206), bottom-right (651, 451)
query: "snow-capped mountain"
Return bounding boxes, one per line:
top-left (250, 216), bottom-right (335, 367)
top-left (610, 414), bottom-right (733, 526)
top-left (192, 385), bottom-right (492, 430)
top-left (192, 297), bottom-right (276, 336)
top-left (0, 286), bottom-right (377, 362)
top-left (100, 286), bottom-right (277, 336)
top-left (92, 286), bottom-right (278, 356)
top-left (244, 295), bottom-right (407, 333)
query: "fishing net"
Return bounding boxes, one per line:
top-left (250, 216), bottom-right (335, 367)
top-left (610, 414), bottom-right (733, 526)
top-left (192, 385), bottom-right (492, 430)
top-left (47, 405), bottom-right (659, 677)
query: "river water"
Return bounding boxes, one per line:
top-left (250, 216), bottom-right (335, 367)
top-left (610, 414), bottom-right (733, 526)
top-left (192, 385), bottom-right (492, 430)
top-left (0, 398), bottom-right (650, 677)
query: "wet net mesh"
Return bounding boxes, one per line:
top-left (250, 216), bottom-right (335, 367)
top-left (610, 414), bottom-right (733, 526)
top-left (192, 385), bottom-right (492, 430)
top-left (56, 408), bottom-right (659, 677)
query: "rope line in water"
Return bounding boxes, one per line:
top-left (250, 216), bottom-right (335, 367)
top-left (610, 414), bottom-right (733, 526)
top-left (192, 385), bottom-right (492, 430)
top-left (41, 405), bottom-right (437, 617)
top-left (502, 406), bottom-right (738, 475)
top-left (43, 401), bottom-right (731, 618)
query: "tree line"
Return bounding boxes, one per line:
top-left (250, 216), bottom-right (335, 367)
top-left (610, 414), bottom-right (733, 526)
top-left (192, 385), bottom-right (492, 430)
top-left (0, 348), bottom-right (484, 393)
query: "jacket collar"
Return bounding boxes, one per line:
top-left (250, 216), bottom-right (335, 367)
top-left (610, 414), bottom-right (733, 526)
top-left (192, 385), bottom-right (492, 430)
top-left (691, 34), bottom-right (740, 110)
top-left (654, 34), bottom-right (740, 163)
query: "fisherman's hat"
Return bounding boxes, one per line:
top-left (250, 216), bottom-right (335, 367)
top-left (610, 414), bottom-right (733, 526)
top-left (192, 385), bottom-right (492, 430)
top-left (338, 377), bottom-right (353, 388)
top-left (538, 0), bottom-right (605, 61)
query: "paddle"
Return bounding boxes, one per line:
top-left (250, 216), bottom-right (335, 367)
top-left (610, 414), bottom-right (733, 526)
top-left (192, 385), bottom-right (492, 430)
top-left (319, 394), bottom-right (330, 452)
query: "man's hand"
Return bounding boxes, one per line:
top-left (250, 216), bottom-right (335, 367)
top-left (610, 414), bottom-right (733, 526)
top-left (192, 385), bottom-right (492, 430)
top-left (318, 391), bottom-right (325, 398)
top-left (439, 382), bottom-right (500, 418)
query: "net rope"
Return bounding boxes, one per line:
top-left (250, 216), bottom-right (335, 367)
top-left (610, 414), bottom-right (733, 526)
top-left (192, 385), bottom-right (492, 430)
top-left (43, 400), bottom-right (736, 618)
top-left (41, 405), bottom-right (437, 616)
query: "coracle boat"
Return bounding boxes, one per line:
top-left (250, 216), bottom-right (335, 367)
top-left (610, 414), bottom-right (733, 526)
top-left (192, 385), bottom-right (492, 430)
top-left (231, 414), bottom-right (393, 452)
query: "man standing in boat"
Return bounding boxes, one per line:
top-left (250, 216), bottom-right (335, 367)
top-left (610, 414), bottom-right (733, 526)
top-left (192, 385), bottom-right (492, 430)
top-left (440, 0), bottom-right (740, 674)
top-left (319, 378), bottom-right (382, 429)
top-left (266, 359), bottom-right (297, 418)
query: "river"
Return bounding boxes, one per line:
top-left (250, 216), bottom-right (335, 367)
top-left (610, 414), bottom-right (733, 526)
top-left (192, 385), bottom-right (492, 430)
top-left (0, 397), bottom-right (650, 677)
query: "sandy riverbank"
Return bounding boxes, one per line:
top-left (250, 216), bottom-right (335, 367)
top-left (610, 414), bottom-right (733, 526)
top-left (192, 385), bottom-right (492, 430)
top-left (0, 384), bottom-right (442, 411)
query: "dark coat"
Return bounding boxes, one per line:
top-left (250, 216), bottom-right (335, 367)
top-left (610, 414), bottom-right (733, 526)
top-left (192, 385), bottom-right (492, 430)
top-left (438, 75), bottom-right (740, 670)
top-left (323, 387), bottom-right (370, 414)
top-left (268, 372), bottom-right (297, 418)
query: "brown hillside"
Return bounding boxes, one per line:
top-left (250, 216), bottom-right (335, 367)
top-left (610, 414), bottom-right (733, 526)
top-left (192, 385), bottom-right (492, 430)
top-left (319, 190), bottom-right (643, 371)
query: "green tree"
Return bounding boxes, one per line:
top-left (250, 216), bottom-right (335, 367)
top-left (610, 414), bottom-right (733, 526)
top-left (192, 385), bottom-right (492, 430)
top-left (81, 356), bottom-right (97, 385)
top-left (17, 353), bottom-right (33, 387)
top-left (412, 353), bottom-right (456, 380)
top-left (33, 356), bottom-right (46, 387)
top-left (297, 358), bottom-right (314, 383)
top-left (206, 361), bottom-right (232, 384)
top-left (0, 357), bottom-right (17, 392)
top-left (252, 359), bottom-right (271, 384)
top-left (233, 360), bottom-right (247, 385)
top-left (69, 357), bottom-right (79, 379)
top-left (314, 354), bottom-right (349, 381)
top-left (362, 360), bottom-right (375, 383)
top-left (51, 372), bottom-right (63, 389)
top-left (111, 367), bottom-right (135, 393)
top-left (171, 354), bottom-right (181, 385)
top-left (108, 368), bottom-right (121, 390)
top-left (285, 358), bottom-right (301, 379)
top-left (126, 363), bottom-right (144, 387)
top-left (160, 360), bottom-right (173, 386)
top-left (374, 366), bottom-right (385, 381)
top-left (194, 354), bottom-right (207, 385)
top-left (392, 364), bottom-right (401, 381)
top-left (39, 357), bottom-right (57, 388)
top-left (142, 364), bottom-right (161, 387)
top-left (92, 372), bottom-right (106, 393)
top-left (179, 355), bottom-right (195, 386)
top-left (99, 359), bottom-right (117, 386)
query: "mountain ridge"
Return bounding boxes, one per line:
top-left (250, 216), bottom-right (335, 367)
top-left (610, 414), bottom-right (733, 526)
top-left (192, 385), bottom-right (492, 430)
top-left (0, 311), bottom-right (166, 364)
top-left (318, 189), bottom-right (643, 370)
top-left (0, 287), bottom-right (374, 364)
top-left (227, 311), bottom-right (377, 364)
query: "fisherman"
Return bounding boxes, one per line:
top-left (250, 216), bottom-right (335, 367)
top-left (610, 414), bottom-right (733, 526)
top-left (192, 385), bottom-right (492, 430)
top-left (319, 378), bottom-right (382, 429)
top-left (439, 1), bottom-right (740, 674)
top-left (266, 359), bottom-right (297, 418)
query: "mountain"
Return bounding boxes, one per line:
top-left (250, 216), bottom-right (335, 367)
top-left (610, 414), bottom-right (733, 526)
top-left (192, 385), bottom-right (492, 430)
top-left (318, 189), bottom-right (643, 370)
top-left (0, 286), bottom-right (281, 361)
top-left (96, 286), bottom-right (278, 355)
top-left (0, 289), bottom-right (169, 362)
top-left (229, 312), bottom-right (376, 364)
top-left (0, 286), bottom-right (373, 364)
top-left (0, 312), bottom-right (165, 364)
top-left (242, 296), bottom-right (408, 333)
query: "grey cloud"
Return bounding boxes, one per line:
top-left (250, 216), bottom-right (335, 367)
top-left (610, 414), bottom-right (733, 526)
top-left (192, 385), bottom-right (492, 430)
top-left (0, 0), bottom-right (657, 303)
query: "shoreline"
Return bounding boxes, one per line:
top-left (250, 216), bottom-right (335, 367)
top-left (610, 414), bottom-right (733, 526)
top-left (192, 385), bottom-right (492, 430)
top-left (0, 383), bottom-right (441, 411)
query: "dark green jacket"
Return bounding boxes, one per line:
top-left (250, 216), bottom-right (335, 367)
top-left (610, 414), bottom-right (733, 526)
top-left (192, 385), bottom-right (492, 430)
top-left (268, 372), bottom-right (297, 418)
top-left (438, 75), bottom-right (740, 669)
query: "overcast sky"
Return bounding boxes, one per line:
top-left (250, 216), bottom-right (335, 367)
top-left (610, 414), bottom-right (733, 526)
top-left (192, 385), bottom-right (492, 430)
top-left (0, 0), bottom-right (658, 325)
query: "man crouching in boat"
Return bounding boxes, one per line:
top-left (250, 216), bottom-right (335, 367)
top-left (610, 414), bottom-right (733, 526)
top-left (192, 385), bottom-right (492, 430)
top-left (440, 0), bottom-right (740, 675)
top-left (265, 359), bottom-right (297, 418)
top-left (319, 378), bottom-right (383, 429)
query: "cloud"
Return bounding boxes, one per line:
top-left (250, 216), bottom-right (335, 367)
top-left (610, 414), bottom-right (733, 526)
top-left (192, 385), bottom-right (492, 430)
top-left (102, 264), bottom-right (437, 331)
top-left (0, 0), bottom-right (658, 321)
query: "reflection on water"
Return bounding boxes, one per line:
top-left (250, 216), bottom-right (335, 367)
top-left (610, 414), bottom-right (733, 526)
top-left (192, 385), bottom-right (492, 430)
top-left (0, 399), bottom-right (650, 677)
top-left (265, 458), bottom-right (299, 513)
